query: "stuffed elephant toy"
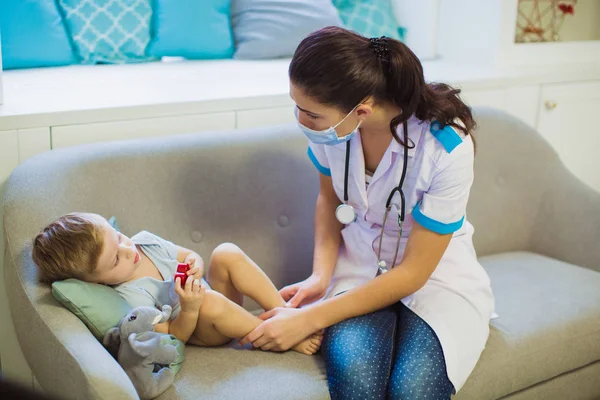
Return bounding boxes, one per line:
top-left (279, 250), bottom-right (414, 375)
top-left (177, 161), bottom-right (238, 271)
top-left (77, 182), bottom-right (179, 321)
top-left (104, 305), bottom-right (178, 400)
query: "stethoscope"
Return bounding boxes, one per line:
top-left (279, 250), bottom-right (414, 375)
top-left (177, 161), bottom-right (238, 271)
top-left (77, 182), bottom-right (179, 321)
top-left (335, 121), bottom-right (409, 275)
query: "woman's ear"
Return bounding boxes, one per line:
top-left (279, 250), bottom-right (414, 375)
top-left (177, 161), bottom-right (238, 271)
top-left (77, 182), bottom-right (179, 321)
top-left (356, 96), bottom-right (376, 121)
top-left (356, 103), bottom-right (374, 122)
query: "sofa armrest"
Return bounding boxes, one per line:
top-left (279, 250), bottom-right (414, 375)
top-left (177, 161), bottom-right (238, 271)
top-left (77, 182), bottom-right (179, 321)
top-left (4, 253), bottom-right (138, 400)
top-left (532, 167), bottom-right (600, 273)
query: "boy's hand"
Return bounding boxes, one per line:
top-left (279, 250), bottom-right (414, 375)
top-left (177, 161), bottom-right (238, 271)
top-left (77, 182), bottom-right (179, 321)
top-left (175, 276), bottom-right (205, 313)
top-left (184, 254), bottom-right (204, 281)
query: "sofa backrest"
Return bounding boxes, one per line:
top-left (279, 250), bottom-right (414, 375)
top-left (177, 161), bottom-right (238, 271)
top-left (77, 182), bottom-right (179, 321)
top-left (3, 108), bottom-right (564, 309)
top-left (468, 108), bottom-right (561, 256)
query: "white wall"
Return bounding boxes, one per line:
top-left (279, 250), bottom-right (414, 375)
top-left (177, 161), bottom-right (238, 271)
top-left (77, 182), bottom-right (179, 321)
top-left (392, 0), bottom-right (440, 60)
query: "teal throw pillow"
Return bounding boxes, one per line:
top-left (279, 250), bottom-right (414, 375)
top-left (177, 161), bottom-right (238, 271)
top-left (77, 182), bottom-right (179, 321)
top-left (0, 0), bottom-right (77, 69)
top-left (148, 0), bottom-right (234, 59)
top-left (332, 0), bottom-right (405, 41)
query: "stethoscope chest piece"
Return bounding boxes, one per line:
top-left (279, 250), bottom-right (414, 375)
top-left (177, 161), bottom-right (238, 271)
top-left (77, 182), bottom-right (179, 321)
top-left (336, 203), bottom-right (357, 225)
top-left (377, 260), bottom-right (389, 274)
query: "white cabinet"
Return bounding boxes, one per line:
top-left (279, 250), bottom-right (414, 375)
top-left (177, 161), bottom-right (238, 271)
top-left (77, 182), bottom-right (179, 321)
top-left (18, 127), bottom-right (51, 162)
top-left (237, 87), bottom-right (541, 132)
top-left (0, 130), bottom-right (18, 181)
top-left (461, 89), bottom-right (506, 111)
top-left (503, 85), bottom-right (541, 129)
top-left (236, 106), bottom-right (295, 129)
top-left (51, 112), bottom-right (236, 149)
top-left (537, 80), bottom-right (600, 192)
top-left (461, 85), bottom-right (540, 128)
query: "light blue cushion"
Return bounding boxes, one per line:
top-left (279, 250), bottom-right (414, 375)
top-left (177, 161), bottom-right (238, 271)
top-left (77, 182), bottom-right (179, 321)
top-left (57, 0), bottom-right (156, 64)
top-left (148, 0), bottom-right (234, 60)
top-left (231, 0), bottom-right (343, 60)
top-left (108, 216), bottom-right (120, 232)
top-left (0, 0), bottom-right (76, 70)
top-left (332, 0), bottom-right (405, 41)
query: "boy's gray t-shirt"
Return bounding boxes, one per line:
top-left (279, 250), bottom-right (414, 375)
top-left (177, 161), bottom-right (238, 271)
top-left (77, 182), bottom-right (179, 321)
top-left (114, 231), bottom-right (195, 319)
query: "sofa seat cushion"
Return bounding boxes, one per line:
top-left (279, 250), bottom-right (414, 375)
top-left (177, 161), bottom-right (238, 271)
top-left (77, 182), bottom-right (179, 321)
top-left (456, 252), bottom-right (600, 399)
top-left (154, 251), bottom-right (600, 400)
top-left (157, 344), bottom-right (329, 400)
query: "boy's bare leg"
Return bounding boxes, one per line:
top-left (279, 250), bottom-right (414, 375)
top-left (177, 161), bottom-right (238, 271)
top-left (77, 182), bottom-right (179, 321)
top-left (205, 243), bottom-right (324, 353)
top-left (206, 243), bottom-right (286, 311)
top-left (191, 290), bottom-right (322, 355)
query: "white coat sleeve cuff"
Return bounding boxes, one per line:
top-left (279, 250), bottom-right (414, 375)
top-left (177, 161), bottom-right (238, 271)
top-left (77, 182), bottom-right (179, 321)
top-left (411, 201), bottom-right (465, 234)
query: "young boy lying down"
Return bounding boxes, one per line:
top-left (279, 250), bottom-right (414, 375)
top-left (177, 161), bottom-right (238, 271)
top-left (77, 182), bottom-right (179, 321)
top-left (32, 212), bottom-right (322, 354)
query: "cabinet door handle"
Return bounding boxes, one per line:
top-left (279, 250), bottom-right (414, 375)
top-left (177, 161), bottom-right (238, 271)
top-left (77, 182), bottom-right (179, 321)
top-left (545, 100), bottom-right (557, 110)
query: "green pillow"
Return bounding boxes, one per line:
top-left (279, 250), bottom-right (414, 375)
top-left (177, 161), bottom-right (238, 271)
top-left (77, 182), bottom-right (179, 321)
top-left (159, 334), bottom-right (186, 374)
top-left (52, 279), bottom-right (132, 341)
top-left (52, 279), bottom-right (186, 373)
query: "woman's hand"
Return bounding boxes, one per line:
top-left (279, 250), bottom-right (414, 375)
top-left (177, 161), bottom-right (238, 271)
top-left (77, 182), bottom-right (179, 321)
top-left (280, 274), bottom-right (329, 308)
top-left (239, 307), bottom-right (317, 352)
top-left (184, 254), bottom-right (204, 281)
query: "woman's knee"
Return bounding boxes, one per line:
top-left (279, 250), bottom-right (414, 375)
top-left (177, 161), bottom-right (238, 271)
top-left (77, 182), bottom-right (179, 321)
top-left (322, 311), bottom-right (397, 400)
top-left (324, 347), bottom-right (388, 400)
top-left (389, 365), bottom-right (453, 400)
top-left (389, 330), bottom-right (453, 399)
top-left (323, 309), bottom-right (396, 352)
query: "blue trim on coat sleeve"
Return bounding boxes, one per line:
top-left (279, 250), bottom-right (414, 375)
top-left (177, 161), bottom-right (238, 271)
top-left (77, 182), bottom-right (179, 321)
top-left (307, 147), bottom-right (331, 176)
top-left (411, 201), bottom-right (464, 234)
top-left (430, 121), bottom-right (463, 153)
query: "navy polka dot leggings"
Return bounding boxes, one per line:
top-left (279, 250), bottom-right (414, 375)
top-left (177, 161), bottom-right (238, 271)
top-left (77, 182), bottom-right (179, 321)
top-left (322, 301), bottom-right (454, 400)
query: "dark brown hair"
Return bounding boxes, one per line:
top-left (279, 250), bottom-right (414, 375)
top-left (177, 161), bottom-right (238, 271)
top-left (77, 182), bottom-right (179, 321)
top-left (32, 213), bottom-right (104, 283)
top-left (289, 26), bottom-right (475, 147)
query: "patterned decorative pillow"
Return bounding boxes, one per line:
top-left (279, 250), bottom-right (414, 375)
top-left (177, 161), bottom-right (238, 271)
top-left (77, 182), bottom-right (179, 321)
top-left (57, 0), bottom-right (156, 64)
top-left (332, 0), bottom-right (405, 41)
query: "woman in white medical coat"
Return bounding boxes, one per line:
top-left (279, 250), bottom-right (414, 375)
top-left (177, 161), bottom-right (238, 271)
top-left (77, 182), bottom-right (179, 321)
top-left (241, 27), bottom-right (495, 399)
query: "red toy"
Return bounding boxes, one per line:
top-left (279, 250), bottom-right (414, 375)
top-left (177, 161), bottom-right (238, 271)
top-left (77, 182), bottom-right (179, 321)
top-left (174, 263), bottom-right (190, 286)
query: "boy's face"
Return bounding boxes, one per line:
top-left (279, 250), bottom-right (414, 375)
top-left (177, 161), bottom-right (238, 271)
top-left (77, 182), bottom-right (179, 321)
top-left (90, 218), bottom-right (142, 285)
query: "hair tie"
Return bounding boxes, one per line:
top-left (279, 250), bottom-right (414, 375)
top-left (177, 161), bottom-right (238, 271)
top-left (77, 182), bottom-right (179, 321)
top-left (369, 36), bottom-right (389, 63)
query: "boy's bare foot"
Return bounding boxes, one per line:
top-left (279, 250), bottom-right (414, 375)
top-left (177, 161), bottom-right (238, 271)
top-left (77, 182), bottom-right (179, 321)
top-left (292, 331), bottom-right (324, 355)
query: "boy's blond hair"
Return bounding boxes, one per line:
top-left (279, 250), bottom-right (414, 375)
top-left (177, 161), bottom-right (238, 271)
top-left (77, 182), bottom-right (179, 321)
top-left (32, 212), bottom-right (105, 283)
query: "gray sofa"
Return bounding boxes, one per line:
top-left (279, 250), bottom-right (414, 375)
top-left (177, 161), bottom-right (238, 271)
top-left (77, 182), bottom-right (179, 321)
top-left (3, 108), bottom-right (600, 400)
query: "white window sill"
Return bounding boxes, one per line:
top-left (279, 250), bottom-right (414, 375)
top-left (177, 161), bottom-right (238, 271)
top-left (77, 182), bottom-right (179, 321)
top-left (0, 58), bottom-right (598, 131)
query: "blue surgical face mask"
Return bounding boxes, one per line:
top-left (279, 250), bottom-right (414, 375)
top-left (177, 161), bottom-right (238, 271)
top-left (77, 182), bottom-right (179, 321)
top-left (295, 105), bottom-right (362, 146)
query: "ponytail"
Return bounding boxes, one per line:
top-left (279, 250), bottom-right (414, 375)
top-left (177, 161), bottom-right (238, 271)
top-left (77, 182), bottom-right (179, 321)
top-left (383, 38), bottom-right (475, 145)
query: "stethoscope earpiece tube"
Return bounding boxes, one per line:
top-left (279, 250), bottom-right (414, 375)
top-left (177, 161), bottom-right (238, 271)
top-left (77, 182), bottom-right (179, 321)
top-left (336, 120), bottom-right (410, 274)
top-left (385, 120), bottom-right (409, 221)
top-left (343, 139), bottom-right (351, 202)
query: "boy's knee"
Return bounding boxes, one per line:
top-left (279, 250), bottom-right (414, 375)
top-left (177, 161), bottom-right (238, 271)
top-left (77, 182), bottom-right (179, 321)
top-left (209, 243), bottom-right (245, 274)
top-left (199, 289), bottom-right (229, 320)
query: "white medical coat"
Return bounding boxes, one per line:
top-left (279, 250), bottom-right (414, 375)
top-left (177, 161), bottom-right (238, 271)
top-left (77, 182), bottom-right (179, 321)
top-left (307, 116), bottom-right (495, 392)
